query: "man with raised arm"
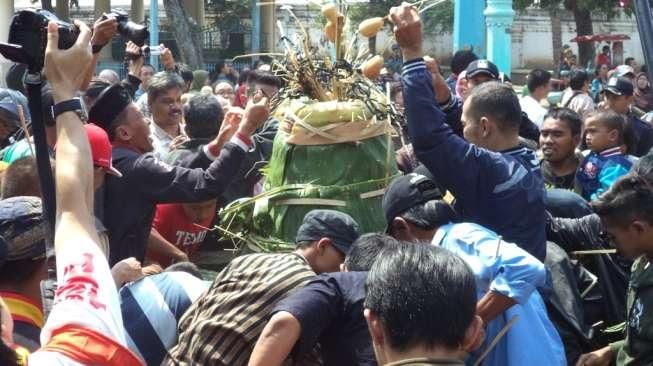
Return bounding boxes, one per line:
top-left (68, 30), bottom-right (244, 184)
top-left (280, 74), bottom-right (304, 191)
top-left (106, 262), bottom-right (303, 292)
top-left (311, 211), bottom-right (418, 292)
top-left (27, 20), bottom-right (143, 365)
top-left (390, 2), bottom-right (547, 261)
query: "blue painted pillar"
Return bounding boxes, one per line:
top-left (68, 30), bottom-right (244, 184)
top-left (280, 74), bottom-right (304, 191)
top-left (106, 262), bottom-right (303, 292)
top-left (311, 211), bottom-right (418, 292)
top-left (484, 0), bottom-right (514, 76)
top-left (251, 0), bottom-right (260, 54)
top-left (453, 0), bottom-right (486, 57)
top-left (149, 0), bottom-right (160, 70)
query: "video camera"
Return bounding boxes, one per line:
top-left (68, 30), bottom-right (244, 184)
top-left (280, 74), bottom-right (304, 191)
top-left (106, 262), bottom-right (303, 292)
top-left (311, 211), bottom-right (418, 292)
top-left (0, 8), bottom-right (148, 72)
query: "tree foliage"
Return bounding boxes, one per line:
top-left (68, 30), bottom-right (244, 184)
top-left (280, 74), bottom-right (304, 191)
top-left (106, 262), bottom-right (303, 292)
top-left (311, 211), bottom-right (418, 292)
top-left (348, 0), bottom-right (454, 35)
top-left (163, 0), bottom-right (204, 69)
top-left (207, 0), bottom-right (252, 31)
top-left (514, 0), bottom-right (632, 18)
top-left (513, 0), bottom-right (632, 67)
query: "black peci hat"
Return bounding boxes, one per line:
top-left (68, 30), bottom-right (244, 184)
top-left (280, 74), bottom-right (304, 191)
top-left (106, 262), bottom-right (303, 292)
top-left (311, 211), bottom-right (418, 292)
top-left (87, 82), bottom-right (133, 133)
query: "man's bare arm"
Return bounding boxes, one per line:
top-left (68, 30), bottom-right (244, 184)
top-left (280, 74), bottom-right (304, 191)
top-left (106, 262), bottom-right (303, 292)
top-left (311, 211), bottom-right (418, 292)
top-left (45, 19), bottom-right (98, 248)
top-left (476, 291), bottom-right (518, 324)
top-left (248, 311), bottom-right (301, 366)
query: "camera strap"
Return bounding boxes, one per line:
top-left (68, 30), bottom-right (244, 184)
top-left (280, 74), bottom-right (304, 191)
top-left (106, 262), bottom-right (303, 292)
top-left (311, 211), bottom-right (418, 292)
top-left (25, 73), bottom-right (57, 315)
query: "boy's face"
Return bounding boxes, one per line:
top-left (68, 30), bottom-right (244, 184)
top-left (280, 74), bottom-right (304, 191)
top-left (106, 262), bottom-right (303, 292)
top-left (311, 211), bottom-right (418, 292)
top-left (602, 216), bottom-right (653, 259)
top-left (182, 199), bottom-right (217, 224)
top-left (606, 93), bottom-right (632, 115)
top-left (584, 117), bottom-right (617, 153)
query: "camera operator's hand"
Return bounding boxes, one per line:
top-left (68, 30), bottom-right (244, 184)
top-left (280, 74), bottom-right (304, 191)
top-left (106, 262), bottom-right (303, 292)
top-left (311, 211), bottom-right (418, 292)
top-left (91, 15), bottom-right (118, 50)
top-left (45, 20), bottom-right (93, 103)
top-left (389, 2), bottom-right (423, 62)
top-left (125, 41), bottom-right (144, 78)
top-left (238, 97), bottom-right (269, 137)
top-left (160, 45), bottom-right (176, 72)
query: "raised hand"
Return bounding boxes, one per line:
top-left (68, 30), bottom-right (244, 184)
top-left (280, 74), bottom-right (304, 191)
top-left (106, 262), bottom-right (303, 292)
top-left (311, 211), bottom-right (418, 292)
top-left (125, 41), bottom-right (144, 78)
top-left (91, 15), bottom-right (118, 49)
top-left (44, 20), bottom-right (93, 103)
top-left (388, 2), bottom-right (423, 62)
top-left (160, 45), bottom-right (176, 71)
top-left (238, 97), bottom-right (269, 137)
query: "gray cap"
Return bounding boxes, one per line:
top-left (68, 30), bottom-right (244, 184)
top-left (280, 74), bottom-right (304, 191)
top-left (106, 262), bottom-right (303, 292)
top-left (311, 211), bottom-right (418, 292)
top-left (295, 210), bottom-right (361, 255)
top-left (0, 196), bottom-right (46, 268)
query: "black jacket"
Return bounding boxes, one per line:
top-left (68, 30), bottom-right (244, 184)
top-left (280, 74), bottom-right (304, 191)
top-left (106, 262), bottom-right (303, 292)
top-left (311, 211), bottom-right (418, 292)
top-left (165, 138), bottom-right (212, 169)
top-left (222, 117), bottom-right (279, 203)
top-left (547, 213), bottom-right (632, 324)
top-left (103, 142), bottom-right (245, 265)
top-left (627, 114), bottom-right (653, 157)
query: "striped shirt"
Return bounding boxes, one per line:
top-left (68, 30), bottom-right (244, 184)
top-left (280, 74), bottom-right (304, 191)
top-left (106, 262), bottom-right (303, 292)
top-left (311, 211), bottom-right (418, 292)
top-left (120, 272), bottom-right (208, 365)
top-left (165, 252), bottom-right (316, 365)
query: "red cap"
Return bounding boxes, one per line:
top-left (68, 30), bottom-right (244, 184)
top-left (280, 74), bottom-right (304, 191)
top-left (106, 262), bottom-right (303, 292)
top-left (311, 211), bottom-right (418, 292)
top-left (84, 123), bottom-right (122, 177)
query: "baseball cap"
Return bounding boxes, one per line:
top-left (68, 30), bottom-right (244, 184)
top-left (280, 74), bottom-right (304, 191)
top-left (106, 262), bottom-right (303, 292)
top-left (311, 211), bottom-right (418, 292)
top-left (0, 89), bottom-right (30, 129)
top-left (603, 76), bottom-right (634, 96)
top-left (465, 59), bottom-right (499, 80)
top-left (295, 210), bottom-right (361, 255)
top-left (0, 197), bottom-right (47, 268)
top-left (382, 173), bottom-right (443, 229)
top-left (85, 123), bottom-right (122, 177)
top-left (614, 64), bottom-right (635, 78)
top-left (88, 83), bottom-right (132, 134)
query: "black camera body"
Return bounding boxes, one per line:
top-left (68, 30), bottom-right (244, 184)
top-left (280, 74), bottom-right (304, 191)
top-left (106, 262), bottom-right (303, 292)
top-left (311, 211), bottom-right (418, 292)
top-left (0, 9), bottom-right (79, 72)
top-left (102, 9), bottom-right (149, 47)
top-left (0, 8), bottom-right (148, 72)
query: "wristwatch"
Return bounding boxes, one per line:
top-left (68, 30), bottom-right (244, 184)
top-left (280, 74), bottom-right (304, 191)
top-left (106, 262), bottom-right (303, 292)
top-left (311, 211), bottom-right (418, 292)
top-left (51, 97), bottom-right (87, 122)
top-left (92, 43), bottom-right (105, 54)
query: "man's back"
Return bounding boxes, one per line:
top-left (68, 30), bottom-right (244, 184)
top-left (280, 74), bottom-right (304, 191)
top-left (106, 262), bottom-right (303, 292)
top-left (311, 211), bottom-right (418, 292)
top-left (271, 271), bottom-right (375, 365)
top-left (166, 252), bottom-right (315, 365)
top-left (457, 146), bottom-right (547, 261)
top-left (120, 271), bottom-right (208, 365)
top-left (402, 59), bottom-right (547, 260)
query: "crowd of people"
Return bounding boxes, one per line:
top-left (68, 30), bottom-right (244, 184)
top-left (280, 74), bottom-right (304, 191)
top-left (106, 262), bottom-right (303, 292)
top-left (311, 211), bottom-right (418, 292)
top-left (0, 3), bottom-right (652, 366)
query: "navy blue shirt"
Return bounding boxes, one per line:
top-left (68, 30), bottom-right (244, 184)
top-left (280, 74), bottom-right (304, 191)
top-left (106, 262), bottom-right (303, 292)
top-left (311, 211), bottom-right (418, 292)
top-left (271, 271), bottom-right (376, 366)
top-left (402, 59), bottom-right (547, 261)
top-left (628, 115), bottom-right (653, 157)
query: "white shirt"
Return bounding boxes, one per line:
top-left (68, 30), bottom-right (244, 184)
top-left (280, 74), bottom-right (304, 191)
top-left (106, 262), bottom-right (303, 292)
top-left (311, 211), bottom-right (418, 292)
top-left (29, 238), bottom-right (129, 365)
top-left (135, 93), bottom-right (150, 118)
top-left (520, 95), bottom-right (547, 129)
top-left (150, 122), bottom-right (182, 160)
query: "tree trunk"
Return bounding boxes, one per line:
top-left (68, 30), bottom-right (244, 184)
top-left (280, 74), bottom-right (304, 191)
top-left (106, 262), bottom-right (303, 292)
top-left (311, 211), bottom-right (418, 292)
top-left (549, 6), bottom-right (563, 70)
top-left (55, 0), bottom-right (69, 20)
top-left (571, 6), bottom-right (594, 68)
top-left (41, 0), bottom-right (54, 12)
top-left (162, 0), bottom-right (204, 70)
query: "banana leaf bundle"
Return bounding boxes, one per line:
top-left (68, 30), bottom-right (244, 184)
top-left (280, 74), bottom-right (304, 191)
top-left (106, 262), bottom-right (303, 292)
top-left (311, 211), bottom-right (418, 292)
top-left (216, 2), bottom-right (401, 253)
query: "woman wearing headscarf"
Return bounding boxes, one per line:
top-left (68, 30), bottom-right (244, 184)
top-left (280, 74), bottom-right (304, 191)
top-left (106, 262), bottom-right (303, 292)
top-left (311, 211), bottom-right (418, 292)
top-left (634, 72), bottom-right (653, 112)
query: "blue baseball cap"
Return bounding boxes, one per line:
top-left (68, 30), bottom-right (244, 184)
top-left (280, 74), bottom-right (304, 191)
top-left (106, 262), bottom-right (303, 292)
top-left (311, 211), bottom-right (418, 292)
top-left (295, 210), bottom-right (361, 255)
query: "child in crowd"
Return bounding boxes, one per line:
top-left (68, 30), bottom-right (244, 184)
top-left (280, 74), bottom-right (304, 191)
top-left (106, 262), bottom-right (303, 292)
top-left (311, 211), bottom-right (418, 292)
top-left (576, 111), bottom-right (634, 200)
top-left (147, 199), bottom-right (217, 267)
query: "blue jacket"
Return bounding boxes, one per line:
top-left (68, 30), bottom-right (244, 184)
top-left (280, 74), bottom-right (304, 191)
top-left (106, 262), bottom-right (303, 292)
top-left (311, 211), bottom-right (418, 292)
top-left (402, 59), bottom-right (547, 261)
top-left (576, 147), bottom-right (633, 201)
top-left (433, 223), bottom-right (566, 366)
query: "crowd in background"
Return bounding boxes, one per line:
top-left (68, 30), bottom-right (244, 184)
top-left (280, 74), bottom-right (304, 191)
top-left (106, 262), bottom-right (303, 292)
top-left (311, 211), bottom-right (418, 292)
top-left (0, 3), bottom-right (652, 366)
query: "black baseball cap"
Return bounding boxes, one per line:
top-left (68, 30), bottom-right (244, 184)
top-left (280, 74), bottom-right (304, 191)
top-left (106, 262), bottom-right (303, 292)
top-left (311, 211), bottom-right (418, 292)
top-left (295, 210), bottom-right (361, 255)
top-left (0, 196), bottom-right (47, 269)
top-left (603, 76), bottom-right (634, 96)
top-left (382, 173), bottom-right (443, 230)
top-left (465, 59), bottom-right (499, 80)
